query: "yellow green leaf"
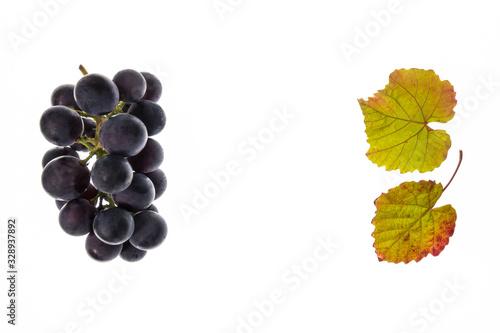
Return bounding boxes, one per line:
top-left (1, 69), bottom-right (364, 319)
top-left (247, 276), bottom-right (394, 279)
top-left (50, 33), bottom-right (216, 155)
top-left (358, 68), bottom-right (457, 173)
top-left (372, 180), bottom-right (457, 264)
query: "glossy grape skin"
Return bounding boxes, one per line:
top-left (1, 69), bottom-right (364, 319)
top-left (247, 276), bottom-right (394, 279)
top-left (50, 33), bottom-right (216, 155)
top-left (112, 173), bottom-right (155, 212)
top-left (127, 138), bottom-right (164, 173)
top-left (140, 72), bottom-right (162, 102)
top-left (144, 169), bottom-right (167, 200)
top-left (129, 210), bottom-right (167, 250)
top-left (99, 114), bottom-right (148, 157)
top-left (55, 184), bottom-right (97, 209)
top-left (59, 198), bottom-right (97, 236)
top-left (82, 117), bottom-right (97, 138)
top-left (42, 146), bottom-right (79, 168)
top-left (127, 100), bottom-right (166, 136)
top-left (74, 73), bottom-right (119, 116)
top-left (120, 241), bottom-right (147, 262)
top-left (85, 232), bottom-right (123, 262)
top-left (42, 156), bottom-right (90, 200)
top-left (112, 69), bottom-right (146, 103)
top-left (93, 207), bottom-right (134, 245)
top-left (40, 106), bottom-right (84, 146)
top-left (51, 84), bottom-right (80, 110)
top-left (91, 154), bottom-right (133, 194)
top-left (80, 184), bottom-right (98, 201)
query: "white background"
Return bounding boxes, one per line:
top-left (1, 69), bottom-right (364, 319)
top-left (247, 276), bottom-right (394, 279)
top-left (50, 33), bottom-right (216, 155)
top-left (1, 0), bottom-right (499, 332)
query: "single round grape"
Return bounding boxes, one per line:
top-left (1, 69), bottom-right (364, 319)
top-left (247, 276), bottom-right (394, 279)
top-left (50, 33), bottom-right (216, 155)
top-left (93, 207), bottom-right (134, 245)
top-left (42, 156), bottom-right (90, 200)
top-left (74, 73), bottom-right (119, 116)
top-left (127, 138), bottom-right (164, 173)
top-left (112, 173), bottom-right (155, 212)
top-left (112, 69), bottom-right (147, 103)
top-left (85, 232), bottom-right (123, 262)
top-left (144, 169), bottom-right (167, 200)
top-left (120, 241), bottom-right (147, 262)
top-left (99, 113), bottom-right (148, 157)
top-left (42, 146), bottom-right (79, 168)
top-left (59, 198), bottom-right (97, 236)
top-left (79, 184), bottom-right (98, 201)
top-left (40, 106), bottom-right (84, 146)
top-left (127, 100), bottom-right (166, 136)
top-left (82, 117), bottom-right (96, 138)
top-left (140, 72), bottom-right (162, 102)
top-left (129, 210), bottom-right (167, 250)
top-left (91, 154), bottom-right (133, 194)
top-left (51, 84), bottom-right (80, 110)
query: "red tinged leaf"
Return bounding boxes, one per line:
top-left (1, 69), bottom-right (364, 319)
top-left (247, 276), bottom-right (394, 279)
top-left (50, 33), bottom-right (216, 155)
top-left (372, 151), bottom-right (463, 264)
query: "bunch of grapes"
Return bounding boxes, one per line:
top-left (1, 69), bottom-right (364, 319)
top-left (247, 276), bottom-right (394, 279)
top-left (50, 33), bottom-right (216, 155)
top-left (40, 65), bottom-right (168, 262)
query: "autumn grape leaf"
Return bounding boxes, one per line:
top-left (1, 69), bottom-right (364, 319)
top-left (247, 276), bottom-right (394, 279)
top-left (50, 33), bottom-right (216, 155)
top-left (358, 68), bottom-right (457, 173)
top-left (371, 151), bottom-right (462, 264)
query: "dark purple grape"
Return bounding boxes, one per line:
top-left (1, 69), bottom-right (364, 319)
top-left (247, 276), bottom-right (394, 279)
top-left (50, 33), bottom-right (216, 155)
top-left (129, 210), bottom-right (167, 250)
top-left (85, 232), bottom-right (123, 262)
top-left (112, 173), bottom-right (155, 212)
top-left (59, 198), bottom-right (97, 236)
top-left (127, 138), bottom-right (164, 173)
top-left (93, 207), bottom-right (134, 245)
top-left (51, 84), bottom-right (80, 110)
top-left (120, 241), bottom-right (147, 262)
top-left (127, 100), bottom-right (166, 136)
top-left (144, 169), bottom-right (167, 200)
top-left (113, 69), bottom-right (146, 103)
top-left (140, 72), bottom-right (162, 102)
top-left (91, 154), bottom-right (133, 194)
top-left (99, 113), bottom-right (148, 157)
top-left (82, 117), bottom-right (96, 138)
top-left (74, 73), bottom-right (119, 116)
top-left (147, 204), bottom-right (158, 212)
top-left (79, 184), bottom-right (98, 201)
top-left (41, 156), bottom-right (90, 200)
top-left (40, 106), bottom-right (84, 146)
top-left (42, 146), bottom-right (79, 168)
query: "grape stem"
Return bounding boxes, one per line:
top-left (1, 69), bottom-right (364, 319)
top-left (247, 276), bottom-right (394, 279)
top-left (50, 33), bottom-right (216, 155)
top-left (81, 150), bottom-right (97, 164)
top-left (105, 101), bottom-right (126, 117)
top-left (76, 137), bottom-right (93, 150)
top-left (90, 191), bottom-right (106, 205)
top-left (78, 108), bottom-right (113, 164)
top-left (94, 116), bottom-right (103, 144)
top-left (443, 150), bottom-right (463, 192)
top-left (79, 64), bottom-right (88, 76)
top-left (105, 194), bottom-right (116, 207)
top-left (81, 144), bottom-right (103, 164)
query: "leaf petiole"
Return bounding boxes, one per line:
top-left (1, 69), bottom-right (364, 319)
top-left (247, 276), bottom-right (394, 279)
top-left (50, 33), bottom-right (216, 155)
top-left (443, 150), bottom-right (463, 192)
